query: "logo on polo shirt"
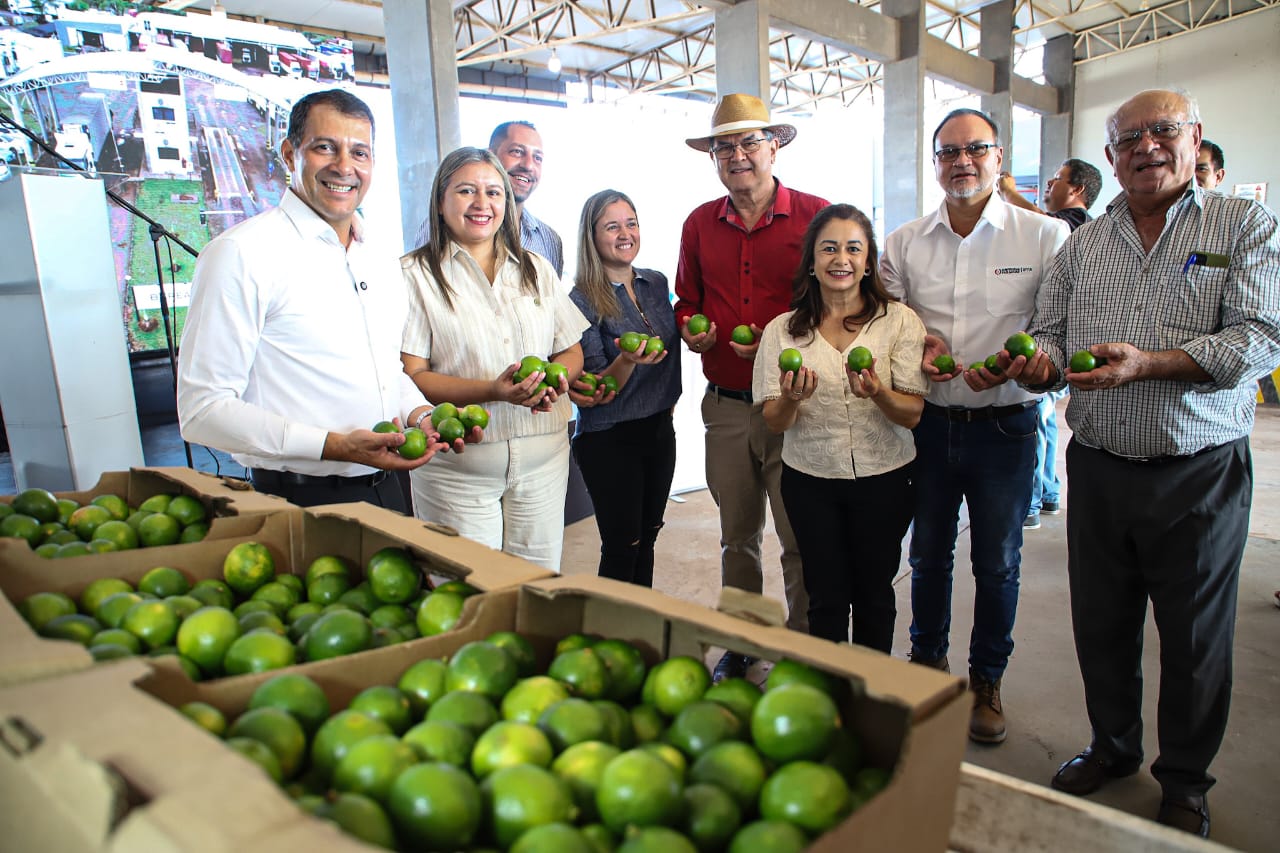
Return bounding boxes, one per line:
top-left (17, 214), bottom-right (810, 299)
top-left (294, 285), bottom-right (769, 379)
top-left (993, 266), bottom-right (1034, 275)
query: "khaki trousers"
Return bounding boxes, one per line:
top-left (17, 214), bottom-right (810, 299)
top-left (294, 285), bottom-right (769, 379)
top-left (701, 388), bottom-right (809, 632)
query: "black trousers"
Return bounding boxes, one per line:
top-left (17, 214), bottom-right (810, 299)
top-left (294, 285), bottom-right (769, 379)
top-left (249, 468), bottom-right (408, 513)
top-left (571, 411), bottom-right (677, 587)
top-left (780, 461), bottom-right (915, 652)
top-left (1065, 437), bottom-right (1251, 798)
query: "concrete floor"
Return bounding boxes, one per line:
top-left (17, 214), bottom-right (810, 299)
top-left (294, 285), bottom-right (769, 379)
top-left (562, 402), bottom-right (1280, 853)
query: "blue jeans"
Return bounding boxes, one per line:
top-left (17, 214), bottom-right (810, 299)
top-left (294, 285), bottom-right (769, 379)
top-left (908, 403), bottom-right (1037, 682)
top-left (1029, 390), bottom-right (1066, 514)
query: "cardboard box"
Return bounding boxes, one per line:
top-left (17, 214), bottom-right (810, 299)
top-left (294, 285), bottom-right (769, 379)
top-left (951, 763), bottom-right (1231, 852)
top-left (0, 659), bottom-right (372, 852)
top-left (2, 501), bottom-right (550, 690)
top-left (150, 575), bottom-right (970, 853)
top-left (1, 466), bottom-right (294, 523)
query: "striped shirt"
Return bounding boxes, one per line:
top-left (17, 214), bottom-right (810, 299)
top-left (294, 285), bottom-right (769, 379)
top-left (520, 209), bottom-right (565, 278)
top-left (1029, 186), bottom-right (1280, 458)
top-left (401, 244), bottom-right (589, 443)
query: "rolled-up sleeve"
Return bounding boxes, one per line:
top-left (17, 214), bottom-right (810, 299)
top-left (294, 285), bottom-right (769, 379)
top-left (1180, 204), bottom-right (1280, 390)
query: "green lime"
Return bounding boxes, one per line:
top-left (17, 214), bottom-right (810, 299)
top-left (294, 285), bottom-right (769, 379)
top-left (765, 658), bottom-right (837, 696)
top-left (1005, 332), bottom-right (1037, 360)
top-left (91, 628), bottom-right (142, 655)
top-left (619, 332), bottom-right (645, 353)
top-left (984, 353), bottom-right (1004, 374)
top-left (549, 647), bottom-right (610, 699)
top-left (121, 600), bottom-right (179, 650)
top-left (176, 605), bottom-right (240, 673)
top-left (139, 566), bottom-right (190, 598)
top-left (703, 677), bottom-right (763, 728)
top-left (516, 354), bottom-right (547, 381)
top-left (551, 740), bottom-right (621, 823)
top-left (686, 314), bottom-right (710, 335)
top-left (511, 822), bottom-right (594, 853)
top-left (249, 672), bottom-right (331, 736)
top-left (67, 504), bottom-right (112, 541)
top-left (349, 685), bottom-right (413, 735)
top-left (1070, 349), bottom-right (1105, 372)
top-left (460, 404), bottom-right (490, 431)
top-left (759, 760), bottom-right (851, 834)
top-left (644, 337), bottom-right (665, 356)
top-left (932, 354), bottom-right (957, 373)
top-left (642, 656), bottom-right (710, 717)
top-left (180, 701), bottom-right (226, 736)
top-left (1, 513), bottom-right (43, 547)
top-left (401, 719), bottom-right (475, 766)
top-left (333, 734), bottom-right (418, 802)
top-left (690, 740), bottom-right (768, 812)
top-left (225, 737), bottom-right (283, 784)
top-left (12, 488), bottom-right (60, 523)
top-left (222, 630), bottom-right (295, 675)
top-left (538, 698), bottom-right (609, 752)
top-left (397, 657), bottom-right (448, 716)
top-left (18, 591), bottom-right (77, 632)
top-left (372, 420), bottom-right (400, 433)
top-left (471, 720), bottom-right (554, 778)
top-left (666, 700), bottom-right (742, 760)
top-left (367, 547), bottom-right (420, 605)
top-left (387, 762), bottom-right (482, 850)
top-left (304, 609), bottom-right (372, 661)
top-left (311, 710), bottom-right (393, 781)
top-left (482, 764), bottom-right (575, 848)
top-left (426, 690), bottom-right (499, 737)
top-left (306, 554), bottom-right (353, 587)
top-left (436, 417), bottom-right (466, 444)
top-left (487, 630), bottom-right (537, 677)
top-left (222, 541), bottom-right (275, 595)
top-left (728, 820), bottom-right (808, 853)
top-left (40, 613), bottom-right (101, 645)
top-left (750, 682), bottom-right (838, 763)
top-left (166, 494), bottom-right (207, 527)
top-left (416, 591), bottom-right (465, 636)
top-left (778, 348), bottom-right (803, 374)
top-left (228, 706), bottom-right (307, 780)
top-left (682, 782), bottom-right (742, 851)
top-left (316, 792), bottom-right (398, 850)
top-left (90, 494), bottom-right (129, 521)
top-left (447, 640), bottom-right (518, 700)
top-left (847, 346), bottom-right (874, 372)
top-left (502, 675), bottom-right (572, 724)
top-left (399, 427), bottom-right (428, 459)
top-left (602, 375), bottom-right (620, 394)
top-left (597, 748), bottom-right (682, 834)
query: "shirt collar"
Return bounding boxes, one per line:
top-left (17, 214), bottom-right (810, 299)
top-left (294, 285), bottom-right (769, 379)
top-left (925, 190), bottom-right (1005, 235)
top-left (447, 240), bottom-right (519, 268)
top-left (279, 189), bottom-right (364, 246)
top-left (718, 178), bottom-right (790, 224)
top-left (1104, 181), bottom-right (1199, 220)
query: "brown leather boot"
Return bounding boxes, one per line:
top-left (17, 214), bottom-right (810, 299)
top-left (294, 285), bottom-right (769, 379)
top-left (969, 670), bottom-right (1006, 744)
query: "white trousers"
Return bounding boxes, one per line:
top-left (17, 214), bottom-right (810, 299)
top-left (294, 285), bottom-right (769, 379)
top-left (409, 430), bottom-right (570, 572)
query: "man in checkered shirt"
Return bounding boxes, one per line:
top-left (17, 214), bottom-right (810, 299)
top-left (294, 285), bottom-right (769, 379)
top-left (1001, 88), bottom-right (1280, 839)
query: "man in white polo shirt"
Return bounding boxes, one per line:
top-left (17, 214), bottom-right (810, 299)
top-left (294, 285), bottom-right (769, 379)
top-left (881, 108), bottom-right (1067, 745)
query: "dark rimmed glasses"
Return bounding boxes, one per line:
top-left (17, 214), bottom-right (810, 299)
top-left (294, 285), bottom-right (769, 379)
top-left (933, 142), bottom-right (998, 162)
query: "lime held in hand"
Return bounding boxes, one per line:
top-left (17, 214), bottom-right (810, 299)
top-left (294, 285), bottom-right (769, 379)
top-left (847, 346), bottom-right (873, 373)
top-left (1070, 350), bottom-right (1106, 373)
top-left (778, 348), bottom-right (803, 374)
top-left (932, 354), bottom-right (956, 373)
top-left (687, 314), bottom-right (710, 335)
top-left (984, 354), bottom-right (1004, 375)
top-left (1004, 332), bottom-right (1037, 361)
top-left (399, 428), bottom-right (428, 459)
top-left (730, 325), bottom-right (755, 346)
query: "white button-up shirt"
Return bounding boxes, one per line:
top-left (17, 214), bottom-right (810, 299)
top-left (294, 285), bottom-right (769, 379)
top-left (400, 244), bottom-right (589, 444)
top-left (881, 193), bottom-right (1068, 408)
top-left (177, 191), bottom-right (426, 476)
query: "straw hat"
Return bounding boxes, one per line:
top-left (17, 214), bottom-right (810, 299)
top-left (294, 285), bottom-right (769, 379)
top-left (685, 93), bottom-right (798, 152)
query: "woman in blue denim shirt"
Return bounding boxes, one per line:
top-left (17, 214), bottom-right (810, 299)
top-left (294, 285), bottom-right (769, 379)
top-left (568, 189), bottom-right (683, 586)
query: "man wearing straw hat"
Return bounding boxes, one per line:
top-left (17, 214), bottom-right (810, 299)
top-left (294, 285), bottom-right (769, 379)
top-left (674, 93), bottom-right (829, 680)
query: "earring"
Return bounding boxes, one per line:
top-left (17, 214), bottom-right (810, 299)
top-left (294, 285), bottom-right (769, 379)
top-left (808, 268), bottom-right (815, 276)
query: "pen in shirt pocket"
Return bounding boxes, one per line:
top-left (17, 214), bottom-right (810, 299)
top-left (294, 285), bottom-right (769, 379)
top-left (1182, 251), bottom-right (1229, 275)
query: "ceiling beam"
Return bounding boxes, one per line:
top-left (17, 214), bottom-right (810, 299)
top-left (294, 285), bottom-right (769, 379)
top-left (766, 0), bottom-right (898, 62)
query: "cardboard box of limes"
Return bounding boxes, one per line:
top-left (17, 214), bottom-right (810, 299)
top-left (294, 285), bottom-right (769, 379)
top-left (0, 658), bottom-right (373, 852)
top-left (0, 465), bottom-right (294, 560)
top-left (147, 574), bottom-right (969, 853)
top-left (1, 502), bottom-right (551, 690)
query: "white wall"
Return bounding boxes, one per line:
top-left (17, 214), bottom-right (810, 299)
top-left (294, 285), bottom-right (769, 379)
top-left (1072, 8), bottom-right (1280, 208)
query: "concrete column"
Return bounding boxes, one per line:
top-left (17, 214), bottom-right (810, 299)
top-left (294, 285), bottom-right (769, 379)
top-left (980, 0), bottom-right (1014, 163)
top-left (714, 0), bottom-right (771, 100)
top-left (383, 0), bottom-right (462, 254)
top-left (882, 0), bottom-right (926, 231)
top-left (1040, 34), bottom-right (1075, 191)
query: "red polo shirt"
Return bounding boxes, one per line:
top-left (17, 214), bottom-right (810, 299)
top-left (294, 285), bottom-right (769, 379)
top-left (675, 180), bottom-right (829, 391)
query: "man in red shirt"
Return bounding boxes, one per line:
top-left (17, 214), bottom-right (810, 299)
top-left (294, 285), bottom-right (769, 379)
top-left (675, 94), bottom-right (829, 679)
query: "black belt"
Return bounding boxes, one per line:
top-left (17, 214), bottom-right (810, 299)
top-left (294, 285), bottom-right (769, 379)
top-left (1089, 440), bottom-right (1231, 466)
top-left (707, 383), bottom-right (753, 403)
top-left (250, 468), bottom-right (389, 490)
top-left (924, 401), bottom-right (1036, 423)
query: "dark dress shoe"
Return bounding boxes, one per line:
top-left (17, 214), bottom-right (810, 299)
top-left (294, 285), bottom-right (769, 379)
top-left (1157, 794), bottom-right (1210, 838)
top-left (712, 652), bottom-right (755, 683)
top-left (1050, 748), bottom-right (1141, 795)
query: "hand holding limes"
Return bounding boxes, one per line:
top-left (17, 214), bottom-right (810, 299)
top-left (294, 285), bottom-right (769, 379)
top-left (499, 359), bottom-right (551, 409)
top-left (921, 334), bottom-right (958, 383)
top-left (681, 314), bottom-right (716, 354)
top-left (728, 324), bottom-right (761, 360)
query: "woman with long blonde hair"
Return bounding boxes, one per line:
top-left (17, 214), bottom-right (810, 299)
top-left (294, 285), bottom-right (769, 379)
top-left (567, 189), bottom-right (681, 586)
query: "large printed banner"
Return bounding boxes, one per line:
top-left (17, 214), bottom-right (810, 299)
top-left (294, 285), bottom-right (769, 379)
top-left (1, 8), bottom-right (355, 353)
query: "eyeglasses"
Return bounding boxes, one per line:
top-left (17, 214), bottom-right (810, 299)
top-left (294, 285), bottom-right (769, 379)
top-left (933, 142), bottom-right (998, 162)
top-left (1109, 121), bottom-right (1192, 152)
top-left (710, 135), bottom-right (772, 160)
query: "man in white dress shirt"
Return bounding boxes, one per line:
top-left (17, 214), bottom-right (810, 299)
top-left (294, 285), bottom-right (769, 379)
top-left (881, 108), bottom-right (1067, 745)
top-left (178, 90), bottom-right (448, 509)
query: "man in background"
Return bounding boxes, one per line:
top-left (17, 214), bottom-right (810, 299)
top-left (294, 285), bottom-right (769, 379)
top-left (997, 158), bottom-right (1103, 528)
top-left (489, 120), bottom-right (564, 277)
top-left (1196, 139), bottom-right (1226, 191)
